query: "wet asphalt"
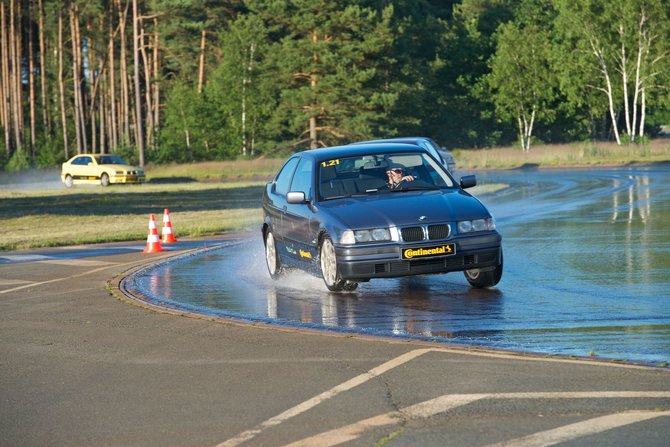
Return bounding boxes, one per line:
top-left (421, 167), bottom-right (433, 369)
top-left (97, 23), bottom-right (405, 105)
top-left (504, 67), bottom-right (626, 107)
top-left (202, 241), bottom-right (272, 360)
top-left (127, 166), bottom-right (670, 365)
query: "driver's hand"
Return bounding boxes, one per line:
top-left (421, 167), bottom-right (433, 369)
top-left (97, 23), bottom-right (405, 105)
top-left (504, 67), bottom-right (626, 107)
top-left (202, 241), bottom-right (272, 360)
top-left (401, 175), bottom-right (415, 182)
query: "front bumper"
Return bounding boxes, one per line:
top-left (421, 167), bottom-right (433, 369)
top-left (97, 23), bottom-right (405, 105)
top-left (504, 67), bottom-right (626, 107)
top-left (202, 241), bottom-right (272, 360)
top-left (111, 174), bottom-right (146, 184)
top-left (336, 233), bottom-right (502, 280)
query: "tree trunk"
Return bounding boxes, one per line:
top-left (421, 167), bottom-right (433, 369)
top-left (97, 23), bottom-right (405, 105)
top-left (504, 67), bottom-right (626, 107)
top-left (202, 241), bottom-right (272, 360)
top-left (108, 11), bottom-right (117, 151)
top-left (241, 43), bottom-right (256, 156)
top-left (38, 0), bottom-right (48, 132)
top-left (10, 0), bottom-right (24, 153)
top-left (639, 87), bottom-right (646, 138)
top-left (70, 5), bottom-right (83, 153)
top-left (132, 0), bottom-right (145, 166)
top-left (58, 12), bottom-right (68, 158)
top-left (309, 30), bottom-right (318, 149)
top-left (118, 0), bottom-right (130, 145)
top-left (589, 38), bottom-right (621, 145)
top-left (152, 18), bottom-right (159, 134)
top-left (28, 0), bottom-right (36, 157)
top-left (139, 18), bottom-right (154, 150)
top-left (197, 30), bottom-right (206, 94)
top-left (619, 26), bottom-right (632, 140)
top-left (0, 2), bottom-right (11, 155)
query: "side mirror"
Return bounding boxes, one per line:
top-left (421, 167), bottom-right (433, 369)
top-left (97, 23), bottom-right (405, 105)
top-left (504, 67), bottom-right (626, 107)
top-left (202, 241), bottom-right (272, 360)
top-left (287, 191), bottom-right (307, 204)
top-left (460, 175), bottom-right (477, 189)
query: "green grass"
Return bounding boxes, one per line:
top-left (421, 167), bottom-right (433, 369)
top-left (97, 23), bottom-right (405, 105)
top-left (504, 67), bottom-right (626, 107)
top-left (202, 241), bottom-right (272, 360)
top-left (0, 182), bottom-right (265, 251)
top-left (145, 158), bottom-right (285, 182)
top-left (452, 139), bottom-right (670, 170)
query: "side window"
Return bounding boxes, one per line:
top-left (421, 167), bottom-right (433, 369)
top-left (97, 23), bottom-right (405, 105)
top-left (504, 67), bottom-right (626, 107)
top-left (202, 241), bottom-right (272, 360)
top-left (275, 157), bottom-right (300, 196)
top-left (289, 159), bottom-right (314, 198)
top-left (74, 156), bottom-right (91, 166)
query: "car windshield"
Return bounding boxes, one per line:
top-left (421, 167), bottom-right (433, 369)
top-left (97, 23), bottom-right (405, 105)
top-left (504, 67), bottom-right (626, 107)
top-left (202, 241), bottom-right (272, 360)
top-left (318, 152), bottom-right (455, 200)
top-left (97, 155), bottom-right (127, 165)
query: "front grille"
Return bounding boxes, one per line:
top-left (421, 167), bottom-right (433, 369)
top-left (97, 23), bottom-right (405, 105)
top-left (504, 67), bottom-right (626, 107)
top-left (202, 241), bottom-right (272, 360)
top-left (428, 224), bottom-right (450, 240)
top-left (401, 226), bottom-right (424, 242)
top-left (400, 224), bottom-right (451, 242)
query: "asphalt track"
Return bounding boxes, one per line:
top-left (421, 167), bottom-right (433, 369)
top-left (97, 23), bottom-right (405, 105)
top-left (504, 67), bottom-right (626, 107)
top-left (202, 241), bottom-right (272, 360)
top-left (1, 234), bottom-right (669, 447)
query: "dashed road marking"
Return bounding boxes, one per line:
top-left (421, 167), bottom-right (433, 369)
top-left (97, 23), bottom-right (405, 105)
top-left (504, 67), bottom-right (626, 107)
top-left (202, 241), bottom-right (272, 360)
top-left (483, 410), bottom-right (670, 447)
top-left (283, 393), bottom-right (670, 447)
top-left (217, 345), bottom-right (670, 447)
top-left (216, 349), bottom-right (433, 447)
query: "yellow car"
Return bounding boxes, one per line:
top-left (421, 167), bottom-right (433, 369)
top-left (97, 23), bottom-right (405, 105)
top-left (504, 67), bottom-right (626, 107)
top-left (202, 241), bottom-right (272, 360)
top-left (61, 154), bottom-right (146, 187)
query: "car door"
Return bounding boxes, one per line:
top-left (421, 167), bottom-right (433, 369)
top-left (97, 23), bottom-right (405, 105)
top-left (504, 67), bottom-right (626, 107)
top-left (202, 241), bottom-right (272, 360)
top-left (70, 155), bottom-right (94, 180)
top-left (266, 157), bottom-right (300, 257)
top-left (284, 158), bottom-right (318, 263)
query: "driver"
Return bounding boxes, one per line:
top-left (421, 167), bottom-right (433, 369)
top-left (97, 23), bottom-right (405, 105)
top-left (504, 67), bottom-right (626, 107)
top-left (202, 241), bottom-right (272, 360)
top-left (385, 162), bottom-right (415, 190)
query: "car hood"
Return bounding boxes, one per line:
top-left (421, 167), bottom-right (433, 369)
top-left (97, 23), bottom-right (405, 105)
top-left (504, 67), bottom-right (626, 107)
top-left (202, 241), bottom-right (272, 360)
top-left (318, 189), bottom-right (490, 229)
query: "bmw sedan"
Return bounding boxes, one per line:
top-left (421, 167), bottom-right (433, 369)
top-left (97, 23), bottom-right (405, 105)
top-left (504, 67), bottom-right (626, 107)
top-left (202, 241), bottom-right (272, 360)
top-left (261, 143), bottom-right (502, 292)
top-left (61, 154), bottom-right (145, 187)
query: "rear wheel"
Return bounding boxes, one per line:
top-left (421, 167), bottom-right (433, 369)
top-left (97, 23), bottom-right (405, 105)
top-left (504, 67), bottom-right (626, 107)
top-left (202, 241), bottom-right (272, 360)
top-left (464, 249), bottom-right (503, 288)
top-left (265, 229), bottom-right (284, 279)
top-left (319, 236), bottom-right (358, 292)
top-left (64, 175), bottom-right (73, 188)
top-left (101, 173), bottom-right (110, 187)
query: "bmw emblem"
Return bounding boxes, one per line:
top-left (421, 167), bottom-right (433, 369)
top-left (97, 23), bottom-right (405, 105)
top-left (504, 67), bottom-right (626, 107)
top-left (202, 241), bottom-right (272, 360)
top-left (419, 215), bottom-right (427, 221)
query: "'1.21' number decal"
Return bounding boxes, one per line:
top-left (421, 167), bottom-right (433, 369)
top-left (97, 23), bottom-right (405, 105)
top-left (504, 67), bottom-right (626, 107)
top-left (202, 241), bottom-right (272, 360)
top-left (321, 159), bottom-right (340, 168)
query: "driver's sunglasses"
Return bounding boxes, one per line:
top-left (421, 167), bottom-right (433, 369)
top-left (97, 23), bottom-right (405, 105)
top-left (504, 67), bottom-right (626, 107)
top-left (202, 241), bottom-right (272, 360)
top-left (389, 168), bottom-right (403, 174)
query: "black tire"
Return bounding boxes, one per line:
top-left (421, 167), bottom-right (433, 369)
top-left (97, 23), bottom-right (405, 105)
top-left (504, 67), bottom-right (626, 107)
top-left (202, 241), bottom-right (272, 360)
top-left (264, 229), bottom-right (284, 279)
top-left (464, 249), bottom-right (503, 288)
top-left (64, 175), bottom-right (73, 188)
top-left (101, 173), bottom-right (110, 187)
top-left (319, 236), bottom-right (358, 292)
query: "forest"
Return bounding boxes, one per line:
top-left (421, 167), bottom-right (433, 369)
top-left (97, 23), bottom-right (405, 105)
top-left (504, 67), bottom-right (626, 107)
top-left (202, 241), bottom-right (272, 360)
top-left (1, 0), bottom-right (669, 170)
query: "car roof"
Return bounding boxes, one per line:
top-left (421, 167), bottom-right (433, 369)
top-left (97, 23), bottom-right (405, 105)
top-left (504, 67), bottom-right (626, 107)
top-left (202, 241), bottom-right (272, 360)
top-left (298, 143), bottom-right (428, 161)
top-left (352, 137), bottom-right (437, 146)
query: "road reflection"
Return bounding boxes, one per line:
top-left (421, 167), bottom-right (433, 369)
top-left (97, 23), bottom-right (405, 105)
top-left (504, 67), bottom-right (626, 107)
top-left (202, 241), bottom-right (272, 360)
top-left (127, 165), bottom-right (670, 364)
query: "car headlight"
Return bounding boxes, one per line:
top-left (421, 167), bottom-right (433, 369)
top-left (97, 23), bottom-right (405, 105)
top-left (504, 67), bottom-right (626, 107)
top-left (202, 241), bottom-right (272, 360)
top-left (340, 228), bottom-right (392, 244)
top-left (457, 218), bottom-right (495, 233)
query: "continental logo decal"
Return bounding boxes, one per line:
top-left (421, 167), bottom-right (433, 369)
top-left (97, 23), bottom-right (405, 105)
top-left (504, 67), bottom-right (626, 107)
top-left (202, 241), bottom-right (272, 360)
top-left (299, 249), bottom-right (313, 259)
top-left (402, 244), bottom-right (456, 260)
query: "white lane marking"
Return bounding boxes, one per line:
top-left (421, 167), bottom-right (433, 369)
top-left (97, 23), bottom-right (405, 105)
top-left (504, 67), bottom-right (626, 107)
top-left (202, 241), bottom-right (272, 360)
top-left (282, 392), bottom-right (670, 447)
top-left (0, 253), bottom-right (173, 295)
top-left (483, 410), bottom-right (670, 447)
top-left (284, 394), bottom-right (489, 447)
top-left (37, 259), bottom-right (118, 267)
top-left (0, 265), bottom-right (115, 294)
top-left (216, 348), bottom-right (433, 447)
top-left (0, 279), bottom-right (33, 286)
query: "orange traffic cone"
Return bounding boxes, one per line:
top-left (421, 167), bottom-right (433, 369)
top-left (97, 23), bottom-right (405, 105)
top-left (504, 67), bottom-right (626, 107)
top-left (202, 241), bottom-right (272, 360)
top-left (143, 214), bottom-right (164, 253)
top-left (161, 208), bottom-right (178, 244)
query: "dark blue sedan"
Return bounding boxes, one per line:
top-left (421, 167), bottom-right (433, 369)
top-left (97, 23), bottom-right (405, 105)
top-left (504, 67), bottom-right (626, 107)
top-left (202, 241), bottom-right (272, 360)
top-left (261, 143), bottom-right (502, 291)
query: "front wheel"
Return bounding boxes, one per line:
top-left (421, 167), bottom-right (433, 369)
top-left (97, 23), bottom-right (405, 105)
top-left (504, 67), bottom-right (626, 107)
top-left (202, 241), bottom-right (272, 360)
top-left (64, 175), bottom-right (73, 188)
top-left (464, 250), bottom-right (503, 288)
top-left (100, 173), bottom-right (110, 187)
top-left (265, 229), bottom-right (284, 279)
top-left (319, 236), bottom-right (358, 292)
